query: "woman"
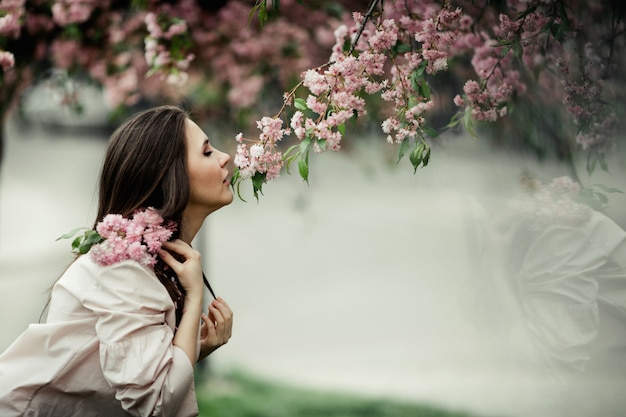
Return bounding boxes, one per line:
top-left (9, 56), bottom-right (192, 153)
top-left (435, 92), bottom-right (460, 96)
top-left (0, 105), bottom-right (234, 416)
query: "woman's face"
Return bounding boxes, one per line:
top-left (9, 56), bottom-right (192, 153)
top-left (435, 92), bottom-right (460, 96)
top-left (184, 118), bottom-right (233, 215)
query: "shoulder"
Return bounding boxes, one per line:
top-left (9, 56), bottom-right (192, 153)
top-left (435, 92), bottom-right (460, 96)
top-left (59, 255), bottom-right (168, 300)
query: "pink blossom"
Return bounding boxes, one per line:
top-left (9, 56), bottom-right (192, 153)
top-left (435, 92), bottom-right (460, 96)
top-left (90, 208), bottom-right (176, 267)
top-left (0, 13), bottom-right (21, 38)
top-left (164, 21), bottom-right (187, 39)
top-left (0, 0), bottom-right (24, 38)
top-left (369, 19), bottom-right (398, 52)
top-left (51, 0), bottom-right (96, 26)
top-left (144, 12), bottom-right (163, 38)
top-left (290, 111), bottom-right (306, 140)
top-left (306, 95), bottom-right (328, 115)
top-left (227, 75), bottom-right (263, 108)
top-left (0, 51), bottom-right (15, 70)
top-left (165, 71), bottom-right (188, 87)
top-left (302, 69), bottom-right (329, 95)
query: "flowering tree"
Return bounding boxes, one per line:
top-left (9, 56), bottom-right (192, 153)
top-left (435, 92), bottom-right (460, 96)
top-left (231, 0), bottom-right (626, 198)
top-left (0, 0), bottom-right (354, 162)
top-left (1, 0), bottom-right (624, 199)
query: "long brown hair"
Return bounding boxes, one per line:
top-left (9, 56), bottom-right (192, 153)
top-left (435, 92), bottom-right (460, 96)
top-left (95, 105), bottom-right (189, 224)
top-left (94, 105), bottom-right (192, 325)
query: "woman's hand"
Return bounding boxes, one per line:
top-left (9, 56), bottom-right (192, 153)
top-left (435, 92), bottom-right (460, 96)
top-left (198, 297), bottom-right (233, 362)
top-left (158, 240), bottom-right (204, 299)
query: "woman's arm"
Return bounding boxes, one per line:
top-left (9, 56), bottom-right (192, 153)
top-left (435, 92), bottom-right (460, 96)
top-left (81, 258), bottom-right (198, 417)
top-left (158, 240), bottom-right (205, 364)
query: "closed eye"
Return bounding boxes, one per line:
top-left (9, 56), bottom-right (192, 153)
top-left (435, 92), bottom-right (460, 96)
top-left (204, 151), bottom-right (213, 157)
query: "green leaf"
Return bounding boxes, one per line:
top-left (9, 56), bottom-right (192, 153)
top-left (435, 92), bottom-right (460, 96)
top-left (410, 70), bottom-right (420, 92)
top-left (71, 236), bottom-right (82, 251)
top-left (338, 123), bottom-right (346, 137)
top-left (445, 110), bottom-right (464, 130)
top-left (589, 184), bottom-right (623, 194)
top-left (463, 106), bottom-right (475, 137)
top-left (397, 138), bottom-right (410, 163)
top-left (512, 39), bottom-right (523, 59)
top-left (248, 0), bottom-right (268, 27)
top-left (409, 144), bottom-right (424, 173)
top-left (596, 192), bottom-right (609, 204)
top-left (299, 136), bottom-right (311, 154)
top-left (415, 60), bottom-right (428, 78)
top-left (56, 227), bottom-right (88, 241)
top-left (251, 172), bottom-right (266, 201)
top-left (282, 144), bottom-right (299, 159)
top-left (317, 139), bottom-right (327, 152)
top-left (298, 150), bottom-right (310, 183)
top-left (63, 24), bottom-right (82, 40)
top-left (492, 39), bottom-right (513, 47)
top-left (422, 125), bottom-right (438, 138)
top-left (422, 146), bottom-right (431, 167)
top-left (230, 168), bottom-right (240, 187)
top-left (258, 0), bottom-right (268, 25)
top-left (76, 231), bottom-right (104, 255)
top-left (294, 97), bottom-right (308, 111)
top-left (418, 79), bottom-right (431, 100)
top-left (391, 42), bottom-right (411, 57)
top-left (586, 154), bottom-right (597, 176)
top-left (284, 153), bottom-right (299, 174)
top-left (599, 157), bottom-right (609, 172)
top-left (235, 180), bottom-right (247, 203)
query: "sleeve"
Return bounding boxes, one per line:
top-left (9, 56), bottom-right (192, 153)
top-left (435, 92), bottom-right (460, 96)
top-left (515, 226), bottom-right (605, 381)
top-left (81, 260), bottom-right (199, 417)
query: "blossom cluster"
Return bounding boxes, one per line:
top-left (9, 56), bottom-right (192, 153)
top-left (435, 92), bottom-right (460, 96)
top-left (51, 0), bottom-right (97, 26)
top-left (1, 0), bottom-right (623, 201)
top-left (556, 51), bottom-right (616, 154)
top-left (0, 0), bottom-right (23, 39)
top-left (235, 0), bottom-right (597, 195)
top-left (508, 176), bottom-right (592, 231)
top-left (233, 120), bottom-right (287, 181)
top-left (0, 0), bottom-right (23, 72)
top-left (0, 50), bottom-right (14, 71)
top-left (89, 208), bottom-right (176, 267)
top-left (144, 12), bottom-right (194, 87)
top-left (233, 2), bottom-right (479, 189)
top-left (171, 0), bottom-right (344, 111)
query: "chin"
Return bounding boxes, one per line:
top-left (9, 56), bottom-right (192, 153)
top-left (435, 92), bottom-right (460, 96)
top-left (214, 191), bottom-right (234, 211)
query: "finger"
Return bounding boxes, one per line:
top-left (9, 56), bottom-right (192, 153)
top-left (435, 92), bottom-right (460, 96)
top-left (199, 314), bottom-right (210, 338)
top-left (213, 299), bottom-right (233, 319)
top-left (216, 297), bottom-right (231, 309)
top-left (214, 299), bottom-right (233, 339)
top-left (157, 248), bottom-right (180, 272)
top-left (208, 304), bottom-right (226, 342)
top-left (161, 240), bottom-right (201, 261)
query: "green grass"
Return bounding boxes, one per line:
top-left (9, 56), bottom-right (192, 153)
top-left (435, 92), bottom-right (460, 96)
top-left (195, 371), bottom-right (481, 417)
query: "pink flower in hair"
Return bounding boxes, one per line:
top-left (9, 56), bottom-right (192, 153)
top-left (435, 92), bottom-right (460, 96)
top-left (87, 207), bottom-right (176, 267)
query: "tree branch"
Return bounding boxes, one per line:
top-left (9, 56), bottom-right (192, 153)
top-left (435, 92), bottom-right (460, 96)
top-left (348, 0), bottom-right (381, 54)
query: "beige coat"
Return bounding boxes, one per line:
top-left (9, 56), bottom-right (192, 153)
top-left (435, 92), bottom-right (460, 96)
top-left (0, 256), bottom-right (199, 417)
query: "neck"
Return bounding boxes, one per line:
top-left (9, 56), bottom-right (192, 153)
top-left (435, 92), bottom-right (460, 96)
top-left (180, 207), bottom-right (210, 244)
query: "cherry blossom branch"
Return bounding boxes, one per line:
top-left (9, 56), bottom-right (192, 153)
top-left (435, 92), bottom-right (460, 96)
top-left (348, 0), bottom-right (381, 54)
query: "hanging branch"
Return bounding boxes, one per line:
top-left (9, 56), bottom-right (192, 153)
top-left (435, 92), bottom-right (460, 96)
top-left (348, 0), bottom-right (381, 54)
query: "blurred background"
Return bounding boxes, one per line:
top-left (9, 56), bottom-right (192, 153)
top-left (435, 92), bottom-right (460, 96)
top-left (1, 1), bottom-right (626, 417)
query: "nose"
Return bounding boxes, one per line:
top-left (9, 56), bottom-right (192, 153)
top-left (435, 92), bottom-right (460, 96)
top-left (220, 149), bottom-right (231, 167)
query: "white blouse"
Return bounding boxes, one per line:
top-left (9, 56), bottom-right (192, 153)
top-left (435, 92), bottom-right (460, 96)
top-left (0, 256), bottom-right (199, 417)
